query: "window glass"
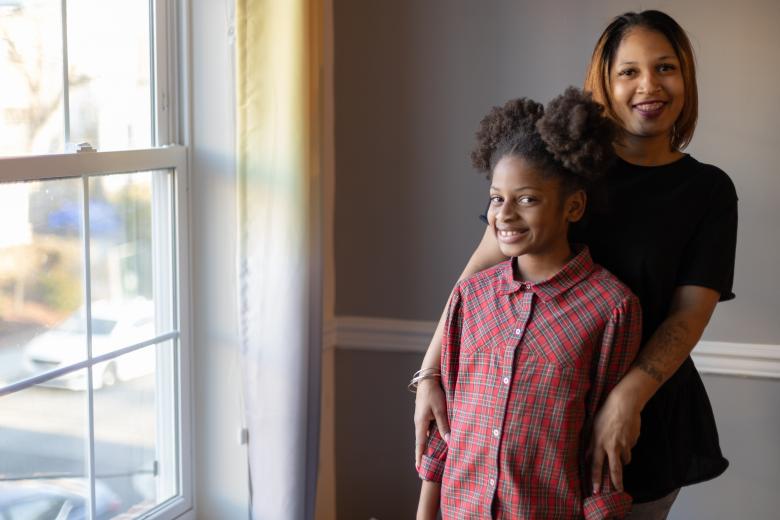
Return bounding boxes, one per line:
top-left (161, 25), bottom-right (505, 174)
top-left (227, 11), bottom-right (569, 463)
top-left (0, 0), bottom-right (153, 156)
top-left (66, 0), bottom-right (153, 151)
top-left (0, 1), bottom-right (64, 155)
top-left (93, 341), bottom-right (178, 516)
top-left (89, 170), bottom-right (174, 357)
top-left (0, 178), bottom-right (85, 389)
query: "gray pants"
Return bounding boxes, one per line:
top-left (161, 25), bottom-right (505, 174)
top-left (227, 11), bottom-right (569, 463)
top-left (625, 489), bottom-right (680, 520)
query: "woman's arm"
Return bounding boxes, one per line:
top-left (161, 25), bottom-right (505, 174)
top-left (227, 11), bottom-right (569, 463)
top-left (589, 285), bottom-right (721, 492)
top-left (414, 226), bottom-right (506, 468)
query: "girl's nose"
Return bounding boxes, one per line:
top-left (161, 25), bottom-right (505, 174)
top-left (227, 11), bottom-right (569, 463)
top-left (497, 202), bottom-right (516, 221)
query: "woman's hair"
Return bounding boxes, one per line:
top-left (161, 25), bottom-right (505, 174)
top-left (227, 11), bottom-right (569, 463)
top-left (471, 87), bottom-right (616, 195)
top-left (583, 10), bottom-right (698, 150)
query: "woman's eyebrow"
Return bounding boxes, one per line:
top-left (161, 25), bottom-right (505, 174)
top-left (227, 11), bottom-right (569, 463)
top-left (618, 55), bottom-right (678, 65)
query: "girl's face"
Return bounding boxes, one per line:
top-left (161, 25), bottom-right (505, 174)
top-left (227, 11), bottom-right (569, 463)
top-left (487, 156), bottom-right (584, 261)
top-left (610, 27), bottom-right (685, 141)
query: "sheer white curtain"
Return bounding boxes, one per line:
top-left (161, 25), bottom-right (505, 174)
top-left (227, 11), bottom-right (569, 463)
top-left (235, 1), bottom-right (323, 518)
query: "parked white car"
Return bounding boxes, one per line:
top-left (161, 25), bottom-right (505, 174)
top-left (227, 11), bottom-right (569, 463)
top-left (23, 298), bottom-right (157, 390)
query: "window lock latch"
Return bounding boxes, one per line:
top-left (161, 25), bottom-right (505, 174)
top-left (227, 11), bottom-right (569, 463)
top-left (76, 142), bottom-right (97, 153)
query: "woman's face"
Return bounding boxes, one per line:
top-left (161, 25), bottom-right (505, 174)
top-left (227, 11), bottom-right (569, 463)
top-left (610, 27), bottom-right (685, 141)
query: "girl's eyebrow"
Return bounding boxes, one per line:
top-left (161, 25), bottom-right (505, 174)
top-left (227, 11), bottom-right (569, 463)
top-left (490, 186), bottom-right (540, 191)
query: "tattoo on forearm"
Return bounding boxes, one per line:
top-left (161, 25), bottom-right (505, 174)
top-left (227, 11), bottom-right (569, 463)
top-left (635, 319), bottom-right (690, 384)
top-left (634, 359), bottom-right (665, 383)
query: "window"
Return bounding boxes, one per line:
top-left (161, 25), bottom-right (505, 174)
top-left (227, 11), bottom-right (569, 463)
top-left (0, 2), bottom-right (191, 519)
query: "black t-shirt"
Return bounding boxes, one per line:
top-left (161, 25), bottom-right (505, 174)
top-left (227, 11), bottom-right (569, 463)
top-left (481, 154), bottom-right (738, 502)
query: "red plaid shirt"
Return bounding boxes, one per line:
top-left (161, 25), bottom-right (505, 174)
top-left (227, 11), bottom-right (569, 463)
top-left (419, 247), bottom-right (641, 519)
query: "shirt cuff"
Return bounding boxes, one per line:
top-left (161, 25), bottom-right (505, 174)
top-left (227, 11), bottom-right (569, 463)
top-left (418, 453), bottom-right (445, 483)
top-left (583, 490), bottom-right (632, 519)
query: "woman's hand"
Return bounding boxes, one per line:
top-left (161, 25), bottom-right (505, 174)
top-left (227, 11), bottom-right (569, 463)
top-left (414, 378), bottom-right (450, 469)
top-left (589, 387), bottom-right (642, 492)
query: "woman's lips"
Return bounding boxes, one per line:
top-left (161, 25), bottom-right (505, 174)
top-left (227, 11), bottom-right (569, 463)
top-left (497, 229), bottom-right (528, 244)
top-left (633, 101), bottom-right (666, 119)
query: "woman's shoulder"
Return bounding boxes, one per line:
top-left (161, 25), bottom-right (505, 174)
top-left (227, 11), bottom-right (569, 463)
top-left (680, 155), bottom-right (738, 199)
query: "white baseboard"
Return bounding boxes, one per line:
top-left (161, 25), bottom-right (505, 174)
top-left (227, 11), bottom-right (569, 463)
top-left (324, 316), bottom-right (780, 380)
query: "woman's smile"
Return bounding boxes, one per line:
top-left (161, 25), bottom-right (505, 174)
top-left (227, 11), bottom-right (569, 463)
top-left (632, 99), bottom-right (667, 118)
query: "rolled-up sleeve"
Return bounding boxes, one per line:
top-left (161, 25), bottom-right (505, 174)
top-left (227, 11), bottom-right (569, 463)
top-left (582, 294), bottom-right (642, 519)
top-left (417, 284), bottom-right (464, 482)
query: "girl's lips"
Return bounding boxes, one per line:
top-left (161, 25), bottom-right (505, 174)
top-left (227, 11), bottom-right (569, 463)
top-left (497, 229), bottom-right (528, 244)
top-left (633, 101), bottom-right (666, 119)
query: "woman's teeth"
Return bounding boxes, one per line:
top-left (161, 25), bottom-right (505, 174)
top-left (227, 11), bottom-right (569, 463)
top-left (635, 102), bottom-right (664, 111)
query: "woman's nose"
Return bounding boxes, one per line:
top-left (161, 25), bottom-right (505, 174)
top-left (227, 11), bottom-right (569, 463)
top-left (639, 71), bottom-right (661, 94)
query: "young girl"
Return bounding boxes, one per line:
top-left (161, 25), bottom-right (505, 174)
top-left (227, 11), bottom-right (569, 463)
top-left (414, 10), bottom-right (738, 519)
top-left (416, 88), bottom-right (641, 519)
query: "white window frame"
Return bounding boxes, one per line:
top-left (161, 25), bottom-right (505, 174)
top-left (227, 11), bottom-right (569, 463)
top-left (0, 1), bottom-right (194, 519)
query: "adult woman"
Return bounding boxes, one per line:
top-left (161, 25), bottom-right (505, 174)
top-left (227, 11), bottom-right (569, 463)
top-left (412, 10), bottom-right (737, 519)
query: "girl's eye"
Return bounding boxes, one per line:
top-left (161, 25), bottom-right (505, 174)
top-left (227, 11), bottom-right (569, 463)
top-left (518, 196), bottom-right (536, 204)
top-left (489, 195), bottom-right (503, 204)
top-left (658, 63), bottom-right (677, 72)
top-left (617, 68), bottom-right (636, 77)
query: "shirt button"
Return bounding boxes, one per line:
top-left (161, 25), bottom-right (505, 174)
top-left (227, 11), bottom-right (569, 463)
top-left (493, 428), bottom-right (500, 437)
top-left (503, 377), bottom-right (510, 385)
top-left (514, 328), bottom-right (521, 335)
top-left (489, 478), bottom-right (496, 486)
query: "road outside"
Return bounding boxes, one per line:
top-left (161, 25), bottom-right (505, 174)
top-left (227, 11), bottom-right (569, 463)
top-left (0, 321), bottom-right (165, 518)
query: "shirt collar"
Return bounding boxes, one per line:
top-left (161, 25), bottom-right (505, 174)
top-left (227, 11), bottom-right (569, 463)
top-left (496, 245), bottom-right (595, 301)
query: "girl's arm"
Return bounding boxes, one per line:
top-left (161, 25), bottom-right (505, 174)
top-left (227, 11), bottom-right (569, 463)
top-left (414, 226), bottom-right (506, 468)
top-left (417, 481), bottom-right (441, 520)
top-left (589, 285), bottom-right (720, 492)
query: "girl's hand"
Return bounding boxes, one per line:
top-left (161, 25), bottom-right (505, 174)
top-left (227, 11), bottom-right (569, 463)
top-left (589, 387), bottom-right (642, 492)
top-left (414, 379), bottom-right (450, 469)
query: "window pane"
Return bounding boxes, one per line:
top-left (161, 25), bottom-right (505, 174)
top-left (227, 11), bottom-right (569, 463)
top-left (0, 178), bottom-right (85, 389)
top-left (93, 341), bottom-right (178, 517)
top-left (0, 0), bottom-right (154, 156)
top-left (88, 169), bottom-right (174, 357)
top-left (0, 371), bottom-right (100, 519)
top-left (67, 0), bottom-right (152, 151)
top-left (0, 1), bottom-right (65, 156)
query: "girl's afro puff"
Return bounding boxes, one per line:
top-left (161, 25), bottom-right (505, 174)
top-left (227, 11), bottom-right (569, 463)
top-left (536, 87), bottom-right (616, 181)
top-left (470, 97), bottom-right (545, 173)
top-left (471, 87), bottom-right (616, 186)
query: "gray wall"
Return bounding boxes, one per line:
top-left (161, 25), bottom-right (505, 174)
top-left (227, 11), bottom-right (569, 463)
top-left (333, 0), bottom-right (780, 517)
top-left (333, 0), bottom-right (780, 343)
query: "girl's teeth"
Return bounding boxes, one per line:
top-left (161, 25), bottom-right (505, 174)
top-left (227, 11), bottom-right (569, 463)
top-left (637, 102), bottom-right (663, 110)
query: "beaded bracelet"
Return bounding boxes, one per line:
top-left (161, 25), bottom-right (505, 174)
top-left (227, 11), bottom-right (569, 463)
top-left (407, 368), bottom-right (442, 393)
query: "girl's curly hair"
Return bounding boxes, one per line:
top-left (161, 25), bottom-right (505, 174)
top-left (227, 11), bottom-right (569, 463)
top-left (471, 87), bottom-right (616, 193)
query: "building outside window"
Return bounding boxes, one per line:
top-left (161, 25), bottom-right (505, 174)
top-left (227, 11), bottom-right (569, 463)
top-left (0, 1), bottom-right (192, 519)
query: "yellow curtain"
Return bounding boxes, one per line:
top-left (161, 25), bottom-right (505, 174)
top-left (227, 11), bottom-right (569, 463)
top-left (236, 0), bottom-right (325, 517)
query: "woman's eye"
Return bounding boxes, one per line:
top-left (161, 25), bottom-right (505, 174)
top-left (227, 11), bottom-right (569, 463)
top-left (489, 195), bottom-right (503, 204)
top-left (518, 196), bottom-right (535, 204)
top-left (658, 63), bottom-right (677, 72)
top-left (617, 68), bottom-right (636, 77)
